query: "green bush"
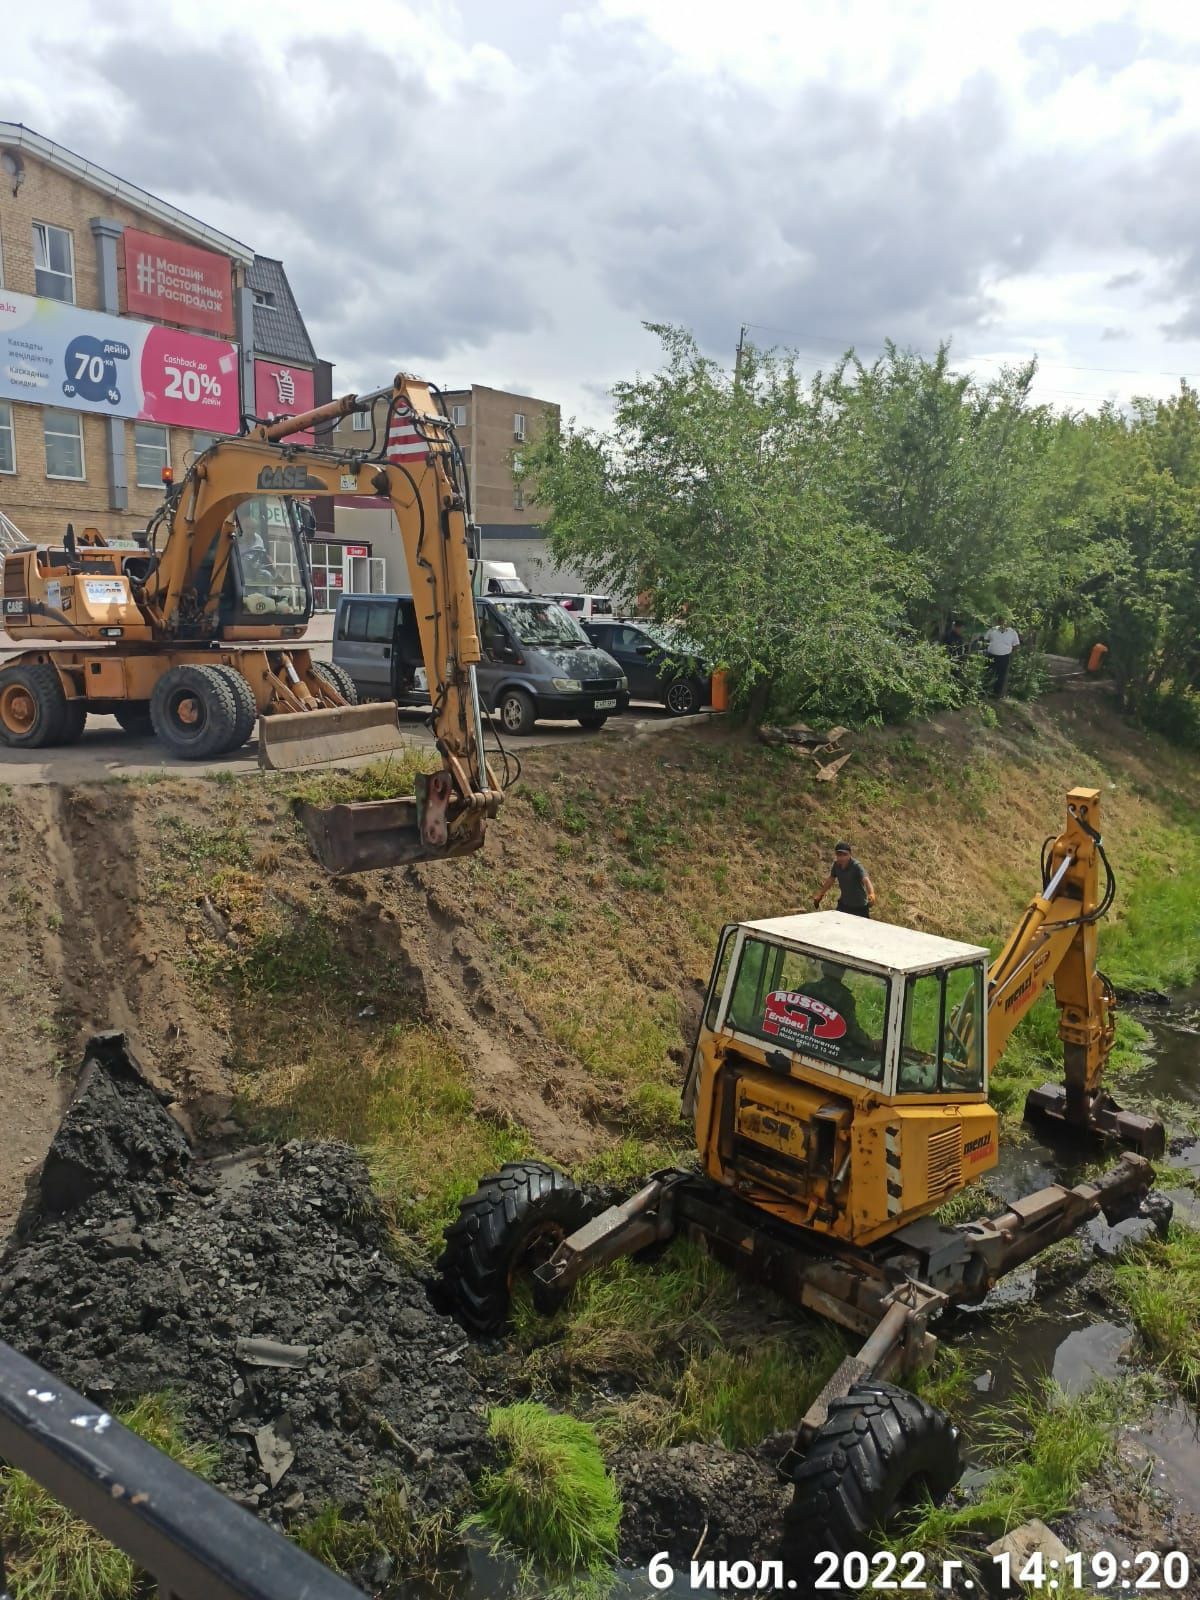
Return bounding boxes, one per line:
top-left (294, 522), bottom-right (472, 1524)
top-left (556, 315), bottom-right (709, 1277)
top-left (475, 1403), bottom-right (622, 1572)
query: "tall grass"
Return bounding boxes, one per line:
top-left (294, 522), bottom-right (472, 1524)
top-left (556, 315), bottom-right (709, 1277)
top-left (0, 1395), bottom-right (216, 1600)
top-left (475, 1403), bottom-right (622, 1573)
top-left (294, 1480), bottom-right (454, 1578)
top-left (1113, 1224), bottom-right (1200, 1395)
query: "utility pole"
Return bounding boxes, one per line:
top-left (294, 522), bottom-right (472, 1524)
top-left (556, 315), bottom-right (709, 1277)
top-left (734, 323), bottom-right (748, 386)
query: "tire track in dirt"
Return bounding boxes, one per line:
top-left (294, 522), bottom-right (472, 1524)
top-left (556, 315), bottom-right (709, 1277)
top-left (397, 864), bottom-right (615, 1162)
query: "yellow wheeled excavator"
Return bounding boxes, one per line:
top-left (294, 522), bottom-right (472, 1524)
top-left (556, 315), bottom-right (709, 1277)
top-left (438, 787), bottom-right (1167, 1564)
top-left (0, 375), bottom-right (502, 870)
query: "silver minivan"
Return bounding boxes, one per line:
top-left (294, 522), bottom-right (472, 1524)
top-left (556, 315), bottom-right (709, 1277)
top-left (333, 593), bottom-right (630, 734)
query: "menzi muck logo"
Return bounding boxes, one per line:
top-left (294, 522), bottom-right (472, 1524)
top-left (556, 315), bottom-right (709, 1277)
top-left (964, 1132), bottom-right (994, 1164)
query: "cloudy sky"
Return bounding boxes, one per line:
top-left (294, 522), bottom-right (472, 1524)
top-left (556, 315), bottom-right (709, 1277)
top-left (5, 0), bottom-right (1200, 423)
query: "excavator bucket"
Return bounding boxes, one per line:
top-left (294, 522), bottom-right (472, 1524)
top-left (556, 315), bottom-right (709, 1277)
top-left (1024, 1084), bottom-right (1166, 1158)
top-left (296, 786), bottom-right (487, 874)
top-left (256, 703), bottom-right (410, 772)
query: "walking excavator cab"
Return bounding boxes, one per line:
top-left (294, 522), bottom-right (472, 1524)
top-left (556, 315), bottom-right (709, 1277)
top-left (0, 374), bottom-right (503, 871)
top-left (439, 787), bottom-right (1167, 1564)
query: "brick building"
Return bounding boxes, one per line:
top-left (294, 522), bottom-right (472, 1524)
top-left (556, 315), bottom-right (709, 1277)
top-left (0, 123), bottom-right (323, 549)
top-left (329, 381), bottom-right (572, 600)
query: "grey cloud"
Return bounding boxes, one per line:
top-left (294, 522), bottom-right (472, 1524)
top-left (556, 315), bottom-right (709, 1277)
top-left (1020, 16), bottom-right (1199, 95)
top-left (1105, 269), bottom-right (1144, 290)
top-left (1100, 326), bottom-right (1130, 341)
top-left (22, 9), bottom-right (1200, 392)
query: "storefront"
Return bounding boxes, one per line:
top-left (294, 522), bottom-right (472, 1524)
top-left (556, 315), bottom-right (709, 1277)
top-left (308, 539), bottom-right (386, 612)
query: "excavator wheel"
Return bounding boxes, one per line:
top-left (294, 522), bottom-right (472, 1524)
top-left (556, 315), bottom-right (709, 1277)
top-left (437, 1162), bottom-right (596, 1334)
top-left (784, 1381), bottom-right (960, 1567)
top-left (0, 662), bottom-right (70, 748)
top-left (59, 699), bottom-right (87, 745)
top-left (209, 666), bottom-right (259, 753)
top-left (150, 665), bottom-right (239, 760)
top-left (113, 705), bottom-right (155, 737)
top-left (312, 660), bottom-right (359, 705)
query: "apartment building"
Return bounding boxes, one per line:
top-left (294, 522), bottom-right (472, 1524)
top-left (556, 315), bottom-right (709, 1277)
top-left (0, 123), bottom-right (324, 550)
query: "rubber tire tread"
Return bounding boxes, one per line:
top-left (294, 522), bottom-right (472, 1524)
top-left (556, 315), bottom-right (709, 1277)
top-left (312, 660), bottom-right (359, 705)
top-left (113, 705), bottom-right (155, 736)
top-left (209, 665), bottom-right (259, 752)
top-left (150, 665), bottom-right (239, 760)
top-left (437, 1161), bottom-right (594, 1334)
top-left (785, 1380), bottom-right (961, 1564)
top-left (0, 662), bottom-right (69, 747)
top-left (58, 700), bottom-right (87, 744)
top-left (665, 679), bottom-right (701, 716)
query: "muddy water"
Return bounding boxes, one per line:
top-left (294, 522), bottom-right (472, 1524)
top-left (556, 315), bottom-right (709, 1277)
top-left (1129, 980), bottom-right (1200, 1107)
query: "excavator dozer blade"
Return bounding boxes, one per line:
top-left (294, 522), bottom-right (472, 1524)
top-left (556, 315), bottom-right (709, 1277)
top-left (256, 703), bottom-right (409, 772)
top-left (1024, 1083), bottom-right (1166, 1159)
top-left (296, 795), bottom-right (486, 875)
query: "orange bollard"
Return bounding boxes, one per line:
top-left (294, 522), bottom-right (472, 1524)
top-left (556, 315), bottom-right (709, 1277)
top-left (710, 670), bottom-right (729, 712)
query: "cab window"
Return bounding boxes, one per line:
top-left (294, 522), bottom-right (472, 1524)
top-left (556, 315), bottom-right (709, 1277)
top-left (723, 937), bottom-right (888, 1081)
top-left (899, 964), bottom-right (984, 1093)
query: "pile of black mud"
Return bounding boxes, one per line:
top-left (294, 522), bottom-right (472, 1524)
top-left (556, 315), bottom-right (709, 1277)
top-left (0, 1034), bottom-right (790, 1577)
top-left (0, 1034), bottom-right (490, 1530)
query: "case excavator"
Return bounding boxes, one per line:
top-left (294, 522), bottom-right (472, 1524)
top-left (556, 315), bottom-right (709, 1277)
top-left (0, 374), bottom-right (503, 871)
top-left (438, 788), bottom-right (1167, 1562)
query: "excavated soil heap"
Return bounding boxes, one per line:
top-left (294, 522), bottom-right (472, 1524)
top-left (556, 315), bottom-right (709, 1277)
top-left (0, 1036), bottom-right (490, 1528)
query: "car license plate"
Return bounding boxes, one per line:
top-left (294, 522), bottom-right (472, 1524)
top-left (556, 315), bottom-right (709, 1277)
top-left (594, 698), bottom-right (617, 710)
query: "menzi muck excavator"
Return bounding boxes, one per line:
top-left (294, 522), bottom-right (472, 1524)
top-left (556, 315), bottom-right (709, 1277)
top-left (438, 788), bottom-right (1167, 1563)
top-left (0, 374), bottom-right (503, 870)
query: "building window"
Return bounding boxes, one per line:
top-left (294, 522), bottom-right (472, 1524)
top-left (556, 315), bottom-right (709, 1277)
top-left (351, 409), bottom-right (371, 432)
top-left (513, 411), bottom-right (526, 440)
top-left (513, 483), bottom-right (525, 511)
top-left (134, 423), bottom-right (170, 488)
top-left (252, 289), bottom-right (276, 307)
top-left (32, 222), bottom-right (75, 303)
top-left (309, 540), bottom-right (346, 612)
top-left (44, 409), bottom-right (84, 480)
top-left (192, 432), bottom-right (218, 456)
top-left (451, 404), bottom-right (467, 427)
top-left (0, 401), bottom-right (14, 474)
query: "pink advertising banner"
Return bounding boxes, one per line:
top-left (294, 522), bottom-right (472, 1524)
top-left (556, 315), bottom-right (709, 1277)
top-left (0, 289), bottom-right (239, 433)
top-left (254, 360), bottom-right (315, 444)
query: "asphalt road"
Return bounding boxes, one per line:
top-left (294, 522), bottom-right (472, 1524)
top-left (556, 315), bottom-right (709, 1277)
top-left (0, 705), bottom-right (680, 785)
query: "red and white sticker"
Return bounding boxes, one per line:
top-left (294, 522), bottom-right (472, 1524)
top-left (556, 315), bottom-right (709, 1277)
top-left (762, 990), bottom-right (848, 1043)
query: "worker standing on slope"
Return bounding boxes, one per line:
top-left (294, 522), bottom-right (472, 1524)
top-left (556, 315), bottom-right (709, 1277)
top-left (984, 617), bottom-right (1021, 698)
top-left (813, 842), bottom-right (876, 918)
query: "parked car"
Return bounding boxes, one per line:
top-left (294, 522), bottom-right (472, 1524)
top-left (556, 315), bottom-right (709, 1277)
top-left (333, 593), bottom-right (629, 734)
top-left (546, 592), bottom-right (614, 622)
top-left (582, 618), bottom-right (712, 715)
top-left (480, 560), bottom-right (529, 596)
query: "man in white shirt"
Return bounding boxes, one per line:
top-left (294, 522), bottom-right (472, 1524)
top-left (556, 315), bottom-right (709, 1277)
top-left (983, 618), bottom-right (1021, 698)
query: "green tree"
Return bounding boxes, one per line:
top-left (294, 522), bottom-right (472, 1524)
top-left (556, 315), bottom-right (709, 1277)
top-left (527, 326), bottom-right (956, 724)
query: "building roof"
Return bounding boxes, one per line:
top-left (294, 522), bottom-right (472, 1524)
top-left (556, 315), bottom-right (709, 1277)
top-left (247, 257), bottom-right (317, 366)
top-left (0, 122), bottom-right (254, 262)
top-left (740, 912), bottom-right (988, 974)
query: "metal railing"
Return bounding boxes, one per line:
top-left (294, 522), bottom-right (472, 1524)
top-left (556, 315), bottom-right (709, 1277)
top-left (0, 1339), bottom-right (366, 1600)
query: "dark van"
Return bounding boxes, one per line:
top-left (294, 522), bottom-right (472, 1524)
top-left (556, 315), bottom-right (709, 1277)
top-left (333, 593), bottom-right (629, 735)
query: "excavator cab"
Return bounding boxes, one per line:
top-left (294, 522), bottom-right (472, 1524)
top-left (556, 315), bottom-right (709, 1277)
top-left (683, 914), bottom-right (999, 1246)
top-left (225, 497), bottom-right (312, 625)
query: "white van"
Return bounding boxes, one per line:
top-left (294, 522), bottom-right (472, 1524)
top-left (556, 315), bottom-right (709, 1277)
top-left (480, 561), bottom-right (529, 596)
top-left (546, 592), bottom-right (614, 621)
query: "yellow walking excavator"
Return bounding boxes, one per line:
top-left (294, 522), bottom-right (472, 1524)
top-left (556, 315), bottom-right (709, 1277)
top-left (438, 788), bottom-right (1166, 1563)
top-left (0, 375), bottom-right (502, 870)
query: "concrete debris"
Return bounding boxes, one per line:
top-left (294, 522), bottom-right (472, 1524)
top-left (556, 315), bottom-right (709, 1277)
top-left (985, 1520), bottom-right (1072, 1593)
top-left (758, 722), bottom-right (852, 778)
top-left (255, 1416), bottom-right (296, 1488)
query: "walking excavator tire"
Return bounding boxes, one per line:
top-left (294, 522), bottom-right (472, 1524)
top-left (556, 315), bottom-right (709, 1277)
top-left (438, 1162), bottom-right (596, 1333)
top-left (784, 1381), bottom-right (961, 1564)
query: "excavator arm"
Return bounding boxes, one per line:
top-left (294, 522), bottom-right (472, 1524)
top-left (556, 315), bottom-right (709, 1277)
top-left (140, 376), bottom-right (502, 871)
top-left (986, 787), bottom-right (1163, 1155)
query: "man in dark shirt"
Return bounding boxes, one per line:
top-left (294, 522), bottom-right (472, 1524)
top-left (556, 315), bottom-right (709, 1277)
top-left (813, 842), bottom-right (876, 918)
